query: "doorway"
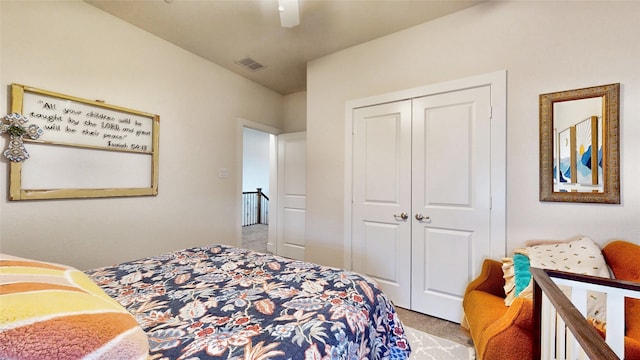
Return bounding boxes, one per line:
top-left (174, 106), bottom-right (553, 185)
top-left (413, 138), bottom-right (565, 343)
top-left (241, 127), bottom-right (273, 253)
top-left (237, 118), bottom-right (280, 254)
top-left (236, 119), bottom-right (307, 259)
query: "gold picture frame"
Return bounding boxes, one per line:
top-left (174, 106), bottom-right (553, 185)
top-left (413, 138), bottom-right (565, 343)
top-left (539, 83), bottom-right (619, 204)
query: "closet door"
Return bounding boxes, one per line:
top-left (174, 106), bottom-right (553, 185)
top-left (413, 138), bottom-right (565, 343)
top-left (351, 101), bottom-right (412, 308)
top-left (410, 86), bottom-right (492, 322)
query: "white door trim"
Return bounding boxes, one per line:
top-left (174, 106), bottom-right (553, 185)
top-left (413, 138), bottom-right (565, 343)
top-left (343, 70), bottom-right (507, 270)
top-left (236, 118), bottom-right (281, 249)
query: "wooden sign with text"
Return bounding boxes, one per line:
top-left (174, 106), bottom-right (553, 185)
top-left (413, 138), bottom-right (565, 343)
top-left (9, 84), bottom-right (159, 200)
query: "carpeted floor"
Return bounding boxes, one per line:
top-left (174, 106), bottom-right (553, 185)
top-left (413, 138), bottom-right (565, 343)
top-left (404, 326), bottom-right (474, 359)
top-left (242, 224), bottom-right (269, 253)
top-left (395, 307), bottom-right (472, 348)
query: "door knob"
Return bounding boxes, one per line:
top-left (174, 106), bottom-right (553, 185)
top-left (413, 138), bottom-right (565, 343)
top-left (394, 212), bottom-right (409, 221)
top-left (415, 213), bottom-right (430, 221)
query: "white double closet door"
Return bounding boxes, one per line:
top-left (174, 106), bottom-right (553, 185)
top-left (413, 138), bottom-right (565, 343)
top-left (352, 86), bottom-right (492, 323)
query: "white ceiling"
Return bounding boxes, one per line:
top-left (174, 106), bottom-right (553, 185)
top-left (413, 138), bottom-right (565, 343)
top-left (86, 0), bottom-right (483, 95)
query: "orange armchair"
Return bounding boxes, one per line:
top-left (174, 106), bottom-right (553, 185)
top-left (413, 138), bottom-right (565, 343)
top-left (462, 259), bottom-right (533, 360)
top-left (462, 241), bottom-right (640, 360)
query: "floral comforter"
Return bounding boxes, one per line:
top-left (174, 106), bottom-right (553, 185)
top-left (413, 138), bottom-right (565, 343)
top-left (86, 245), bottom-right (411, 360)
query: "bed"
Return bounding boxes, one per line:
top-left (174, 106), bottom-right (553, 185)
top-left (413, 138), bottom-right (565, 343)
top-left (5, 244), bottom-right (408, 359)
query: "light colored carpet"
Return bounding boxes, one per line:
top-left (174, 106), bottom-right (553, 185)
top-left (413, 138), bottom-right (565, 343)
top-left (405, 326), bottom-right (475, 360)
top-left (394, 307), bottom-right (472, 347)
top-left (242, 224), bottom-right (269, 253)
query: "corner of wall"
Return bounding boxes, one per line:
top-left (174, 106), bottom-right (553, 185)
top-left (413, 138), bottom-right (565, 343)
top-left (283, 91), bottom-right (307, 133)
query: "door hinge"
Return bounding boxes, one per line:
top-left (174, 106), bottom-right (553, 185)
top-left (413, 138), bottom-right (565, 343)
top-left (488, 106), bottom-right (493, 119)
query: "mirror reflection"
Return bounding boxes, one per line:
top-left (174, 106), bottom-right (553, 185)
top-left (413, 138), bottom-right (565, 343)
top-left (553, 97), bottom-right (603, 193)
top-left (539, 83), bottom-right (620, 204)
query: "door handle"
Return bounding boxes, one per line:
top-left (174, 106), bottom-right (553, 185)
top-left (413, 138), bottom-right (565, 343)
top-left (415, 213), bottom-right (430, 221)
top-left (394, 212), bottom-right (409, 221)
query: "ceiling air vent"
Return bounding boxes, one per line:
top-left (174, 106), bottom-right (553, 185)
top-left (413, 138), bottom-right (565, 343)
top-left (236, 57), bottom-right (266, 72)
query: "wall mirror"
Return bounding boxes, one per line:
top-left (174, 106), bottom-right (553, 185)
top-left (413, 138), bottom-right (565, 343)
top-left (539, 83), bottom-right (620, 203)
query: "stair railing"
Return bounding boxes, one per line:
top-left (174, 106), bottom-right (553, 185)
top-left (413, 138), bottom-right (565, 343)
top-left (242, 187), bottom-right (269, 226)
top-left (531, 267), bottom-right (640, 359)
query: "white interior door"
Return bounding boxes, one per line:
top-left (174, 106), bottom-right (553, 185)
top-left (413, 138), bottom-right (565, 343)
top-left (352, 101), bottom-right (412, 308)
top-left (351, 85), bottom-right (493, 320)
top-left (410, 86), bottom-right (492, 322)
top-left (276, 132), bottom-right (306, 260)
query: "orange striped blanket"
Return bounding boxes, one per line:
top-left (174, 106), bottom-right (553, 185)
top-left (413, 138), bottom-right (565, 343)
top-left (0, 254), bottom-right (149, 360)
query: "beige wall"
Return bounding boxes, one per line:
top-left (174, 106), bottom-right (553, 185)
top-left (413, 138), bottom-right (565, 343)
top-left (306, 1), bottom-right (640, 267)
top-left (3, 1), bottom-right (638, 271)
top-left (0, 1), bottom-right (283, 269)
top-left (283, 91), bottom-right (307, 132)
